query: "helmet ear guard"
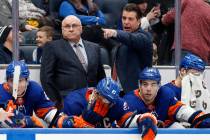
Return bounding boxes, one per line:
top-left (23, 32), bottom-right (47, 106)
top-left (96, 78), bottom-right (121, 104)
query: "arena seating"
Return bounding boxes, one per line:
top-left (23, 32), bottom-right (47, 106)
top-left (94, 0), bottom-right (127, 28)
top-left (20, 45), bottom-right (37, 64)
top-left (19, 44), bottom-right (110, 66)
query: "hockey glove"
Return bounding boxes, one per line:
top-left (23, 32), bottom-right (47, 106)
top-left (93, 98), bottom-right (110, 117)
top-left (0, 108), bottom-right (14, 128)
top-left (0, 100), bottom-right (44, 128)
top-left (56, 115), bottom-right (94, 128)
top-left (137, 113), bottom-right (157, 140)
top-left (10, 110), bottom-right (44, 128)
top-left (82, 98), bottom-right (110, 125)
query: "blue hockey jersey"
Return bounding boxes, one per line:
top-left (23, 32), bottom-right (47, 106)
top-left (63, 88), bottom-right (132, 128)
top-left (123, 86), bottom-right (184, 126)
top-left (163, 81), bottom-right (182, 101)
top-left (0, 81), bottom-right (55, 120)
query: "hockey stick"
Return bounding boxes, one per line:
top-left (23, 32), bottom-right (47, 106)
top-left (86, 65), bottom-right (111, 110)
top-left (103, 64), bottom-right (111, 78)
top-left (12, 65), bottom-right (21, 100)
top-left (48, 110), bottom-right (60, 128)
top-left (87, 89), bottom-right (96, 110)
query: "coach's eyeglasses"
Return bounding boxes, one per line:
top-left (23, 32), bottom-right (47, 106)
top-left (62, 24), bottom-right (81, 30)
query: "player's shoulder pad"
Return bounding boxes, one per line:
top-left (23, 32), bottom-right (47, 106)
top-left (27, 81), bottom-right (44, 96)
top-left (157, 85), bottom-right (177, 100)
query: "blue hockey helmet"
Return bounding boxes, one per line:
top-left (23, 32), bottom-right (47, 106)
top-left (180, 53), bottom-right (205, 71)
top-left (96, 78), bottom-right (120, 104)
top-left (139, 67), bottom-right (161, 84)
top-left (6, 60), bottom-right (30, 80)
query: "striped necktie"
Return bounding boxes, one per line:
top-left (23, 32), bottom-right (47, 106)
top-left (73, 44), bottom-right (87, 70)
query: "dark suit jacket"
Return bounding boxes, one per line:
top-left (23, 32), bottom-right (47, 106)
top-left (113, 29), bottom-right (153, 93)
top-left (40, 39), bottom-right (105, 102)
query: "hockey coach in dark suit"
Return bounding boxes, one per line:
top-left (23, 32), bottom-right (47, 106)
top-left (40, 15), bottom-right (105, 109)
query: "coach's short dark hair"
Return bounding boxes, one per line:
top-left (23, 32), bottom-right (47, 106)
top-left (122, 3), bottom-right (142, 19)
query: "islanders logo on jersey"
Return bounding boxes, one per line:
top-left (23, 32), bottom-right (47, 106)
top-left (123, 102), bottom-right (129, 111)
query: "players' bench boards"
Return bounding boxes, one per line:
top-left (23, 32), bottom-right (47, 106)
top-left (0, 128), bottom-right (210, 140)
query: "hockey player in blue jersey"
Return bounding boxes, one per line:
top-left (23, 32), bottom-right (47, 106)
top-left (163, 53), bottom-right (205, 101)
top-left (64, 77), bottom-right (158, 140)
top-left (163, 54), bottom-right (210, 114)
top-left (0, 60), bottom-right (93, 128)
top-left (123, 67), bottom-right (210, 128)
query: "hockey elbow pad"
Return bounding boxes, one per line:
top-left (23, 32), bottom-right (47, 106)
top-left (190, 111), bottom-right (210, 128)
top-left (137, 113), bottom-right (157, 140)
top-left (28, 116), bottom-right (45, 128)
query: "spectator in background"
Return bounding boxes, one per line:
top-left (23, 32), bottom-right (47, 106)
top-left (0, 26), bottom-right (26, 64)
top-left (0, 0), bottom-right (41, 30)
top-left (32, 26), bottom-right (54, 64)
top-left (7, 0), bottom-right (57, 44)
top-left (8, 0), bottom-right (46, 29)
top-left (59, 0), bottom-right (106, 26)
top-left (0, 0), bottom-right (12, 26)
top-left (30, 0), bottom-right (63, 31)
top-left (32, 0), bottom-right (64, 16)
top-left (128, 0), bottom-right (161, 31)
top-left (102, 4), bottom-right (153, 94)
top-left (152, 43), bottom-right (158, 65)
top-left (40, 15), bottom-right (105, 109)
top-left (161, 0), bottom-right (210, 65)
top-left (154, 0), bottom-right (174, 65)
top-left (0, 0), bottom-right (45, 45)
top-left (94, 0), bottom-right (127, 28)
